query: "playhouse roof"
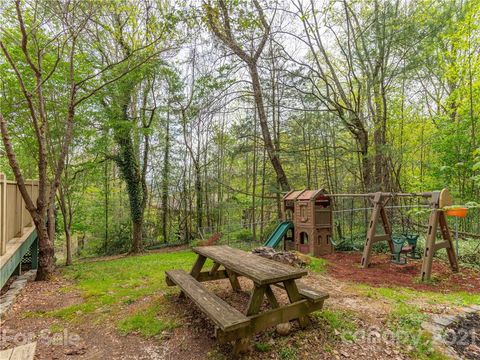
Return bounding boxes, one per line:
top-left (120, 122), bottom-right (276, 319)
top-left (297, 190), bottom-right (318, 200)
top-left (283, 190), bottom-right (303, 201)
top-left (284, 189), bottom-right (328, 201)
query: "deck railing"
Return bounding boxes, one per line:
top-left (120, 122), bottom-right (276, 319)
top-left (0, 173), bottom-right (39, 255)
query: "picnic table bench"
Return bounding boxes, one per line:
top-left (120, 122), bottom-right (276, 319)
top-left (166, 245), bottom-right (329, 354)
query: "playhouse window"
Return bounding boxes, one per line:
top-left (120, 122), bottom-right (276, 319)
top-left (300, 205), bottom-right (306, 218)
top-left (300, 232), bottom-right (309, 244)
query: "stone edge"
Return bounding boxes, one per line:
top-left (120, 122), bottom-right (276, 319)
top-left (0, 270), bottom-right (37, 321)
top-left (421, 306), bottom-right (480, 360)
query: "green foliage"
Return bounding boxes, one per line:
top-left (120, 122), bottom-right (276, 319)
top-left (117, 298), bottom-right (178, 337)
top-left (105, 220), bottom-right (133, 255)
top-left (28, 251), bottom-right (197, 323)
top-left (356, 285), bottom-right (480, 307)
top-left (278, 347), bottom-right (297, 360)
top-left (306, 257), bottom-right (328, 273)
top-left (474, 148), bottom-right (480, 184)
top-left (254, 342), bottom-right (271, 352)
top-left (230, 228), bottom-right (253, 242)
top-left (314, 310), bottom-right (357, 341)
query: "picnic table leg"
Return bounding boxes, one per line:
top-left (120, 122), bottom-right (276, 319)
top-left (246, 285), bottom-right (266, 316)
top-left (265, 285), bottom-right (279, 309)
top-left (226, 269), bottom-right (241, 292)
top-left (209, 262), bottom-right (221, 276)
top-left (190, 254), bottom-right (207, 279)
top-left (233, 285), bottom-right (266, 354)
top-left (178, 254), bottom-right (207, 299)
top-left (283, 280), bottom-right (310, 328)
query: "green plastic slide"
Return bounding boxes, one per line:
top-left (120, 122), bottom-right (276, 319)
top-left (263, 221), bottom-right (294, 248)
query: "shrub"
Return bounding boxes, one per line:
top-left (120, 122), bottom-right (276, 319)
top-left (231, 228), bottom-right (253, 242)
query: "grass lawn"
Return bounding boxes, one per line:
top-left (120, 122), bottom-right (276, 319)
top-left (25, 250), bottom-right (200, 334)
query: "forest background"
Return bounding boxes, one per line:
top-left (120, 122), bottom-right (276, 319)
top-left (0, 0), bottom-right (479, 276)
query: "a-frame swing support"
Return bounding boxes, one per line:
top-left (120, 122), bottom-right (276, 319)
top-left (360, 189), bottom-right (458, 281)
top-left (420, 190), bottom-right (458, 281)
top-left (361, 193), bottom-right (394, 268)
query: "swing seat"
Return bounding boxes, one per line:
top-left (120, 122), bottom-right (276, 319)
top-left (405, 234), bottom-right (419, 246)
top-left (391, 236), bottom-right (408, 265)
top-left (392, 236), bottom-right (405, 252)
top-left (404, 234), bottom-right (421, 259)
top-left (400, 244), bottom-right (414, 253)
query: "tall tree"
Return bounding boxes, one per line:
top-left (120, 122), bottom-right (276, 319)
top-left (97, 2), bottom-right (177, 253)
top-left (204, 0), bottom-right (290, 192)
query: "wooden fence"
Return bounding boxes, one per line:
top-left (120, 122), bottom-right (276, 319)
top-left (0, 173), bottom-right (39, 256)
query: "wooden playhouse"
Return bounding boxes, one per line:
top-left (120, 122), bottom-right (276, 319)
top-left (283, 189), bottom-right (334, 256)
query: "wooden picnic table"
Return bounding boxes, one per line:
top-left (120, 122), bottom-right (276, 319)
top-left (166, 245), bottom-right (328, 354)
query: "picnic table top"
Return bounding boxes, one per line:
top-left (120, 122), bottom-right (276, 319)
top-left (192, 245), bottom-right (308, 285)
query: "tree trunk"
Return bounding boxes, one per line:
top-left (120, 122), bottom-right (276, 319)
top-left (260, 146), bottom-right (266, 239)
top-left (195, 164), bottom-right (203, 231)
top-left (357, 129), bottom-right (372, 192)
top-left (65, 228), bottom-right (72, 266)
top-left (104, 148), bottom-right (109, 252)
top-left (35, 220), bottom-right (55, 281)
top-left (373, 126), bottom-right (384, 191)
top-left (131, 219), bottom-right (143, 253)
top-left (252, 109), bottom-right (258, 242)
top-left (111, 92), bottom-right (147, 254)
top-left (58, 186), bottom-right (72, 266)
top-left (248, 63), bottom-right (290, 192)
top-left (47, 201), bottom-right (56, 245)
top-left (161, 109), bottom-right (170, 243)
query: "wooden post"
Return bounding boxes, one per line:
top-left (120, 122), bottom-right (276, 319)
top-left (209, 262), bottom-right (221, 276)
top-left (17, 184), bottom-right (24, 236)
top-left (0, 173), bottom-right (6, 255)
top-left (421, 190), bottom-right (458, 281)
top-left (233, 285), bottom-right (267, 354)
top-left (421, 208), bottom-right (438, 280)
top-left (439, 212), bottom-right (459, 273)
top-left (361, 193), bottom-right (393, 268)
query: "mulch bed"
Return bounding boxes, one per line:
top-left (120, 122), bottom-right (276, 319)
top-left (445, 312), bottom-right (480, 360)
top-left (323, 252), bottom-right (480, 293)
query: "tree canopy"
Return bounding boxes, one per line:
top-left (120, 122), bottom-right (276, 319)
top-left (1, 0), bottom-right (479, 274)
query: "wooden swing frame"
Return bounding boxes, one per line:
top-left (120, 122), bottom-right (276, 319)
top-left (357, 189), bottom-right (458, 281)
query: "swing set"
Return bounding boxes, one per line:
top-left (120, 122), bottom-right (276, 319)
top-left (328, 188), bottom-right (459, 281)
top-left (277, 187), bottom-right (463, 281)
